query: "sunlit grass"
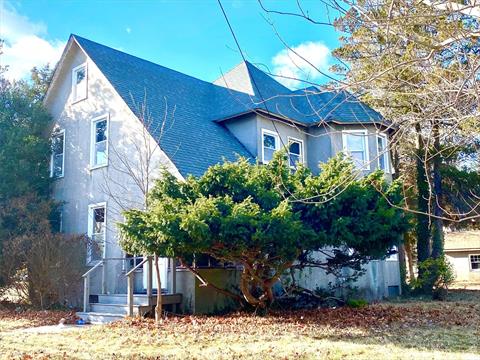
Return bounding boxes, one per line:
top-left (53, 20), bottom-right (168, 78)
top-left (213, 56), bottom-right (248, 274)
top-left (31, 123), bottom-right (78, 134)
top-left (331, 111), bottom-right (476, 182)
top-left (0, 293), bottom-right (479, 359)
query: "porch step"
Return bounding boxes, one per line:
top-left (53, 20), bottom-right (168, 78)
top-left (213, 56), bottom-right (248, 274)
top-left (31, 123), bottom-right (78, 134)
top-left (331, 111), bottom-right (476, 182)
top-left (77, 312), bottom-right (125, 324)
top-left (97, 294), bottom-right (151, 305)
top-left (77, 293), bottom-right (183, 324)
top-left (97, 293), bottom-right (183, 306)
top-left (90, 303), bottom-right (152, 316)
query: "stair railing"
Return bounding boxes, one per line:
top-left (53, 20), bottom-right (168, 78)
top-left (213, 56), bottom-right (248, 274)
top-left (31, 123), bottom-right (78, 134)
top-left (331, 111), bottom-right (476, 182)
top-left (82, 260), bottom-right (104, 312)
top-left (125, 256), bottom-right (153, 316)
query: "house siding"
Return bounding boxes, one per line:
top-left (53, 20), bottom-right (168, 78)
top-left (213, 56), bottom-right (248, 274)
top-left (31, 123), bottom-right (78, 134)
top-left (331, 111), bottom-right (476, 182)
top-left (45, 41), bottom-right (182, 301)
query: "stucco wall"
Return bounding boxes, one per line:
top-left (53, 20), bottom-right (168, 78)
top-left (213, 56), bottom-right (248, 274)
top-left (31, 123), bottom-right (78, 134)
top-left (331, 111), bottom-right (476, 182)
top-left (45, 41), bottom-right (182, 298)
top-left (446, 251), bottom-right (480, 283)
top-left (46, 40), bottom-right (400, 312)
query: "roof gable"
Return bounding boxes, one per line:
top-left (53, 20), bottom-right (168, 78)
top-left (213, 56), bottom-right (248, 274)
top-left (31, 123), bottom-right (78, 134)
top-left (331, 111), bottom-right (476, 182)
top-left (73, 35), bottom-right (254, 177)
top-left (62, 34), bottom-right (387, 177)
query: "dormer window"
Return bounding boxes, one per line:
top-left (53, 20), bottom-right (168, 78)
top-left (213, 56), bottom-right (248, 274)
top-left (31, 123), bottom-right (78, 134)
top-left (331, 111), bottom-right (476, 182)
top-left (288, 138), bottom-right (304, 168)
top-left (90, 115), bottom-right (109, 169)
top-left (342, 130), bottom-right (370, 170)
top-left (262, 129), bottom-right (279, 163)
top-left (72, 63), bottom-right (87, 102)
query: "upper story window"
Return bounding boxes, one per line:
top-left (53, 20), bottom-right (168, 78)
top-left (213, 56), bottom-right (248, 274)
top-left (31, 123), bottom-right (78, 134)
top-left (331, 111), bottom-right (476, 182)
top-left (87, 203), bottom-right (106, 263)
top-left (377, 133), bottom-right (390, 173)
top-left (71, 63), bottom-right (87, 103)
top-left (50, 129), bottom-right (65, 178)
top-left (470, 254), bottom-right (480, 271)
top-left (90, 115), bottom-right (109, 168)
top-left (288, 138), bottom-right (304, 168)
top-left (262, 129), bottom-right (279, 163)
top-left (342, 130), bottom-right (370, 170)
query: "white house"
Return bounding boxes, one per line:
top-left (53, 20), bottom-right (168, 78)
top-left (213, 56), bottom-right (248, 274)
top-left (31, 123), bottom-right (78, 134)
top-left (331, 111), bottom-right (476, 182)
top-left (44, 35), bottom-right (401, 323)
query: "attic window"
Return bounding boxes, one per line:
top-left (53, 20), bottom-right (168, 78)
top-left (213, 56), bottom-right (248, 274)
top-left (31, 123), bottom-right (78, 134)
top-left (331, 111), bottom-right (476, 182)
top-left (72, 63), bottom-right (87, 102)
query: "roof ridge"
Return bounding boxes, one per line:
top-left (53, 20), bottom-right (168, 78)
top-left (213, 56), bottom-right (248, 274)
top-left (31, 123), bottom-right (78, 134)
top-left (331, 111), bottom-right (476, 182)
top-left (72, 34), bottom-right (244, 93)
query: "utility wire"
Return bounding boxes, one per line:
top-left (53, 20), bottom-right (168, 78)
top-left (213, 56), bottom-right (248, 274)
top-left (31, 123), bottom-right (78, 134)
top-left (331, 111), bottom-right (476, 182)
top-left (217, 0), bottom-right (289, 151)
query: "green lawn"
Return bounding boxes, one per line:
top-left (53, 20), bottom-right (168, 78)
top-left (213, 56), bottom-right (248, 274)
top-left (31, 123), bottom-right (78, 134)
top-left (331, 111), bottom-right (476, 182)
top-left (0, 291), bottom-right (479, 359)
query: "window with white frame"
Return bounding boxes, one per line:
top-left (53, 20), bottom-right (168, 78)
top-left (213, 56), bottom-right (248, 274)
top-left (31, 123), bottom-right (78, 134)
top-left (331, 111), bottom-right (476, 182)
top-left (377, 133), bottom-right (390, 172)
top-left (50, 130), bottom-right (65, 178)
top-left (71, 64), bottom-right (87, 102)
top-left (91, 115), bottom-right (108, 168)
top-left (87, 203), bottom-right (106, 263)
top-left (342, 130), bottom-right (369, 169)
top-left (262, 129), bottom-right (279, 163)
top-left (470, 254), bottom-right (480, 270)
top-left (288, 138), bottom-right (304, 168)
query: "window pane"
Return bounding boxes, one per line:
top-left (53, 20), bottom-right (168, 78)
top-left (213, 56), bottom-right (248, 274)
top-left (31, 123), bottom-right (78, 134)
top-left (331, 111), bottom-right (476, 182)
top-left (74, 67), bottom-right (87, 100)
top-left (88, 206), bottom-right (105, 262)
top-left (471, 255), bottom-right (480, 270)
top-left (93, 207), bottom-right (105, 234)
top-left (289, 141), bottom-right (300, 155)
top-left (346, 134), bottom-right (365, 152)
top-left (96, 120), bottom-right (107, 142)
top-left (289, 154), bottom-right (300, 167)
top-left (95, 141), bottom-right (107, 165)
top-left (52, 134), bottom-right (64, 155)
top-left (263, 134), bottom-right (276, 149)
top-left (90, 234), bottom-right (104, 261)
top-left (76, 67), bottom-right (85, 84)
top-left (350, 151), bottom-right (365, 164)
top-left (264, 147), bottom-right (275, 162)
top-left (377, 136), bottom-right (387, 171)
top-left (53, 154), bottom-right (63, 177)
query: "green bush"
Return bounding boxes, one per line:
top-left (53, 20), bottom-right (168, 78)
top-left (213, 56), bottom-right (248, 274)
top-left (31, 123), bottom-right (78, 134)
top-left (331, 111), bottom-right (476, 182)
top-left (346, 298), bottom-right (368, 308)
top-left (414, 256), bottom-right (455, 300)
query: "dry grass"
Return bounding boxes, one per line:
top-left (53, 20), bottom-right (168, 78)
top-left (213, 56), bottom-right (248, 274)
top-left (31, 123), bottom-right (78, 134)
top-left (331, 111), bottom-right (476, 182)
top-left (0, 291), bottom-right (479, 359)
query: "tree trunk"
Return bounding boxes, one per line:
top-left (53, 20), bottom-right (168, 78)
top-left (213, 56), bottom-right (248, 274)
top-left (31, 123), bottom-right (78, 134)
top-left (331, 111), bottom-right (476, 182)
top-left (154, 254), bottom-right (162, 323)
top-left (431, 121), bottom-right (444, 258)
top-left (404, 235), bottom-right (415, 281)
top-left (398, 243), bottom-right (408, 290)
top-left (415, 125), bottom-right (431, 266)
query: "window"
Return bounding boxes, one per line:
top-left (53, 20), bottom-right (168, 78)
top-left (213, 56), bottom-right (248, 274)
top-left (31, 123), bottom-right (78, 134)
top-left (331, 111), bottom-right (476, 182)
top-left (91, 115), bottom-right (108, 168)
top-left (377, 133), bottom-right (390, 172)
top-left (288, 138), bottom-right (304, 168)
top-left (262, 129), bottom-right (279, 163)
top-left (87, 203), bottom-right (106, 263)
top-left (470, 254), bottom-right (480, 270)
top-left (342, 130), bottom-right (369, 169)
top-left (50, 208), bottom-right (63, 233)
top-left (71, 63), bottom-right (87, 102)
top-left (50, 130), bottom-right (65, 178)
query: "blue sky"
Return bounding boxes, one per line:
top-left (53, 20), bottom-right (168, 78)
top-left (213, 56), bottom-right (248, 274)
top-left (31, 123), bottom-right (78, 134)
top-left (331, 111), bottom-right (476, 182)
top-left (1, 0), bottom-right (342, 88)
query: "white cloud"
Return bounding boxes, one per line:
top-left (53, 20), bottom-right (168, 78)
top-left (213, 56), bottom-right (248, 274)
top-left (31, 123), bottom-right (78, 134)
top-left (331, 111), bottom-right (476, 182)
top-left (126, 27), bottom-right (131, 34)
top-left (0, 3), bottom-right (65, 81)
top-left (271, 41), bottom-right (331, 89)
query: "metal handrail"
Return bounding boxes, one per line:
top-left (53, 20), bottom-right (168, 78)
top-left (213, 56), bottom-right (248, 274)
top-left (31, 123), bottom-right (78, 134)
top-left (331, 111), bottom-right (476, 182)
top-left (125, 256), bottom-right (150, 277)
top-left (82, 260), bottom-right (104, 278)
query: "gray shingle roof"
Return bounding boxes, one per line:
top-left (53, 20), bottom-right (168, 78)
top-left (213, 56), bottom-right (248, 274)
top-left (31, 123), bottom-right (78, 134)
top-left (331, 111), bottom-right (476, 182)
top-left (73, 35), bottom-right (385, 177)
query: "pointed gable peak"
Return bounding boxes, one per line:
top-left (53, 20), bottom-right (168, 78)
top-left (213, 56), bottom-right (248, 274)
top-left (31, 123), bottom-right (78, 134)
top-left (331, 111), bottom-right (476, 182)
top-left (214, 60), bottom-right (291, 98)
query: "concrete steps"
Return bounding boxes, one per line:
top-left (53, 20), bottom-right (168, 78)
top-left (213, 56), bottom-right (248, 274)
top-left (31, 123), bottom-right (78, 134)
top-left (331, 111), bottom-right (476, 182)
top-left (76, 311), bottom-right (125, 324)
top-left (77, 293), bottom-right (182, 324)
